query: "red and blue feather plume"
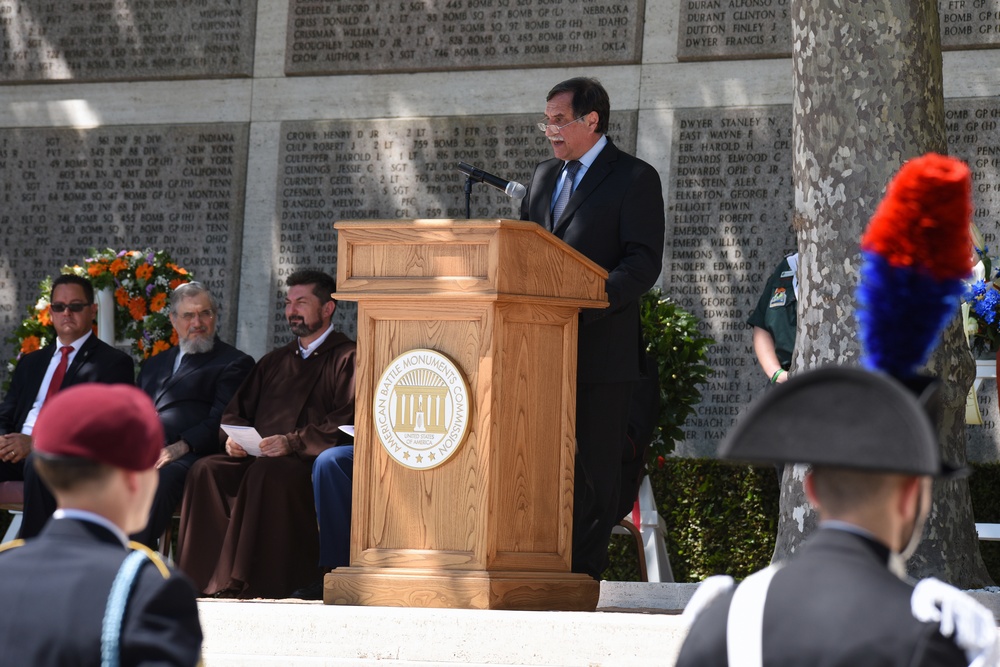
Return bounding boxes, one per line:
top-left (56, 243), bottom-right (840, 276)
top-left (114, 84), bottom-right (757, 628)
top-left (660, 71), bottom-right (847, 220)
top-left (857, 153), bottom-right (973, 380)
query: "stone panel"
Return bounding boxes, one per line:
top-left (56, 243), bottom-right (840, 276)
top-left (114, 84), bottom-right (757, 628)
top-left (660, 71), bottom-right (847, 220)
top-left (285, 0), bottom-right (642, 74)
top-left (677, 0), bottom-right (1000, 62)
top-left (0, 123), bottom-right (248, 381)
top-left (269, 112), bottom-right (638, 349)
top-left (677, 0), bottom-right (790, 61)
top-left (946, 97), bottom-right (1000, 462)
top-left (0, 0), bottom-right (257, 82)
top-left (941, 0), bottom-right (1000, 48)
top-left (666, 105), bottom-right (794, 458)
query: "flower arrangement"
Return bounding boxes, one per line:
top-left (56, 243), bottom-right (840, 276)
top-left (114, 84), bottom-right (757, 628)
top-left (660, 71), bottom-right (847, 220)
top-left (964, 225), bottom-right (1000, 355)
top-left (5, 249), bottom-right (193, 382)
top-left (87, 249), bottom-right (193, 360)
top-left (7, 276), bottom-right (56, 364)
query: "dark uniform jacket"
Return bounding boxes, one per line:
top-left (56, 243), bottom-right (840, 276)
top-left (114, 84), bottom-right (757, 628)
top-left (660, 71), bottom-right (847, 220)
top-left (0, 518), bottom-right (202, 666)
top-left (747, 254), bottom-right (797, 372)
top-left (676, 528), bottom-right (967, 667)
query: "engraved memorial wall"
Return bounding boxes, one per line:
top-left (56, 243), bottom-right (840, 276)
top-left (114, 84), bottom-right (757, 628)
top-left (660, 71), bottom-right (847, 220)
top-left (4, 0), bottom-right (1000, 461)
top-left (285, 0), bottom-right (642, 74)
top-left (678, 0), bottom-right (1000, 61)
top-left (0, 123), bottom-right (249, 359)
top-left (271, 112), bottom-right (638, 349)
top-left (666, 105), bottom-right (794, 458)
top-left (0, 0), bottom-right (256, 82)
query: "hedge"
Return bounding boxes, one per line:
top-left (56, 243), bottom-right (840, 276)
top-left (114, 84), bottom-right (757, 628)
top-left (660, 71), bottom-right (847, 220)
top-left (605, 459), bottom-right (1000, 585)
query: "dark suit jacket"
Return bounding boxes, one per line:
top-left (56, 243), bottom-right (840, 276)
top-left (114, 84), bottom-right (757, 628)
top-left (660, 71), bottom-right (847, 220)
top-left (0, 335), bottom-right (135, 434)
top-left (0, 518), bottom-right (202, 666)
top-left (136, 339), bottom-right (254, 456)
top-left (675, 528), bottom-right (967, 667)
top-left (520, 139), bottom-right (665, 383)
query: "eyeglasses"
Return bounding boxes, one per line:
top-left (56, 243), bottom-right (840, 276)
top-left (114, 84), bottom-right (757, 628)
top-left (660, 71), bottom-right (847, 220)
top-left (50, 302), bottom-right (92, 313)
top-left (178, 309), bottom-right (215, 322)
top-left (536, 116), bottom-right (586, 134)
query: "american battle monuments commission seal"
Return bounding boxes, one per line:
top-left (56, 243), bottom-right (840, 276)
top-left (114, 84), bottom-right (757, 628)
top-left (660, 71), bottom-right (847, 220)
top-left (373, 349), bottom-right (471, 470)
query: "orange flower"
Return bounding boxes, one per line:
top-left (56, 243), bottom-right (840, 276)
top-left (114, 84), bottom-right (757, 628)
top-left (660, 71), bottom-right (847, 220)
top-left (150, 292), bottom-right (167, 313)
top-left (169, 278), bottom-right (187, 290)
top-left (37, 306), bottom-right (51, 327)
top-left (151, 340), bottom-right (171, 356)
top-left (170, 329), bottom-right (179, 346)
top-left (135, 263), bottom-right (154, 281)
top-left (167, 263), bottom-right (189, 276)
top-left (88, 262), bottom-right (107, 277)
top-left (115, 287), bottom-right (129, 307)
top-left (109, 258), bottom-right (128, 274)
top-left (21, 336), bottom-right (40, 354)
top-left (128, 296), bottom-right (147, 320)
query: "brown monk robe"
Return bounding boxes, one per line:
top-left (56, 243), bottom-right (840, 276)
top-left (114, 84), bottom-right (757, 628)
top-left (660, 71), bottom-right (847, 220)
top-left (176, 331), bottom-right (356, 598)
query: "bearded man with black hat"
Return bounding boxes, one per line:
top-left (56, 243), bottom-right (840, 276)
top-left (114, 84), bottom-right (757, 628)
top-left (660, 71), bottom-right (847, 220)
top-left (678, 154), bottom-right (999, 667)
top-left (0, 383), bottom-right (202, 666)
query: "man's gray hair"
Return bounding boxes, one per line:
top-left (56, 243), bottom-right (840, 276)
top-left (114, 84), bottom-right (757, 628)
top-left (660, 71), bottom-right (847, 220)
top-left (169, 281), bottom-right (219, 316)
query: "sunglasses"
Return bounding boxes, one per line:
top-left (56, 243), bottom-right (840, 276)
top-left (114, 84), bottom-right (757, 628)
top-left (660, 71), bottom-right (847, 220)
top-left (50, 302), bottom-right (92, 313)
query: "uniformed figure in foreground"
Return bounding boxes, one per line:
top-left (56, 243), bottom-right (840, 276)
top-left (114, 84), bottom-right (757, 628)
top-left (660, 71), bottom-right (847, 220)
top-left (676, 367), bottom-right (998, 667)
top-left (0, 383), bottom-right (203, 666)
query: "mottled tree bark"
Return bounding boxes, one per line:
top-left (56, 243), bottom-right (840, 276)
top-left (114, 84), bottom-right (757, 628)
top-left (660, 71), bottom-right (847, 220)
top-left (781, 0), bottom-right (990, 587)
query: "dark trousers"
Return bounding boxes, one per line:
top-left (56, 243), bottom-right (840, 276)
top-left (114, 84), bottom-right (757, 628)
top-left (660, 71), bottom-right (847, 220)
top-left (132, 451), bottom-right (201, 548)
top-left (20, 452), bottom-right (54, 539)
top-left (0, 459), bottom-right (26, 483)
top-left (571, 381), bottom-right (633, 579)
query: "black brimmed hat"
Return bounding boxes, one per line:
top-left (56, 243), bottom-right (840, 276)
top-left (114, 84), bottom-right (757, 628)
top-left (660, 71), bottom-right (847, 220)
top-left (720, 366), bottom-right (966, 479)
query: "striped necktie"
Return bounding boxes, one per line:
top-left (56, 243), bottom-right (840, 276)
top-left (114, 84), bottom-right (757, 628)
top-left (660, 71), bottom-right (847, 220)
top-left (551, 160), bottom-right (581, 228)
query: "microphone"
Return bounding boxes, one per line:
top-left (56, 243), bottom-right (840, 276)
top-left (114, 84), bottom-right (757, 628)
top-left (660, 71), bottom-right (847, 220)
top-left (457, 162), bottom-right (527, 199)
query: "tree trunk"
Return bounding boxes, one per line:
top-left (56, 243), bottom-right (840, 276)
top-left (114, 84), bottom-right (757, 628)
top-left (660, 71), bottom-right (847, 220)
top-left (781, 0), bottom-right (990, 587)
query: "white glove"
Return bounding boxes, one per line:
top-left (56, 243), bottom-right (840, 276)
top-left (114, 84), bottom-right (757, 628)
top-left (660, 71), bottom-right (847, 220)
top-left (911, 577), bottom-right (999, 667)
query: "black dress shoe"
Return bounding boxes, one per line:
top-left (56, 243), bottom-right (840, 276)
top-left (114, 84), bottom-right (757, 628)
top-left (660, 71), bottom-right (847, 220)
top-left (289, 580), bottom-right (324, 600)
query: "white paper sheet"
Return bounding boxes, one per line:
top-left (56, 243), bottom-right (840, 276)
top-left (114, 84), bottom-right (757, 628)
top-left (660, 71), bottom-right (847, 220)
top-left (221, 424), bottom-right (263, 457)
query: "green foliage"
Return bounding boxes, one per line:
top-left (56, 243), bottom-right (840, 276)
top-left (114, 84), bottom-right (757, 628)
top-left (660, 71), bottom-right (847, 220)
top-left (640, 289), bottom-right (715, 461)
top-left (603, 458), bottom-right (779, 582)
top-left (605, 460), bottom-right (1000, 584)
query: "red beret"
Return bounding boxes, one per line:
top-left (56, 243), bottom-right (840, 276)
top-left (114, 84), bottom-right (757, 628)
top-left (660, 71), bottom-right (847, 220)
top-left (33, 384), bottom-right (163, 471)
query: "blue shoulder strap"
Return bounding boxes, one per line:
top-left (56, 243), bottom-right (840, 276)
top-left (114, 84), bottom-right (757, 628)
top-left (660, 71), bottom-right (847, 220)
top-left (101, 544), bottom-right (170, 667)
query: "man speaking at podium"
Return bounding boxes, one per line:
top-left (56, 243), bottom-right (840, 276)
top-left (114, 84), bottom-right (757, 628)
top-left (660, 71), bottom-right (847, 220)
top-left (520, 77), bottom-right (665, 579)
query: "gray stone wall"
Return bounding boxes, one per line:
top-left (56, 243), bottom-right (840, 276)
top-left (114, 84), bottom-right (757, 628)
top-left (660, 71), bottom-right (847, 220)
top-left (3, 0), bottom-right (1000, 460)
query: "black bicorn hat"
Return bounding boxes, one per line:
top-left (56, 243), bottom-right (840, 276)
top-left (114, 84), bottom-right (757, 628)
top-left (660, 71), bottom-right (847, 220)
top-left (719, 366), bottom-right (967, 479)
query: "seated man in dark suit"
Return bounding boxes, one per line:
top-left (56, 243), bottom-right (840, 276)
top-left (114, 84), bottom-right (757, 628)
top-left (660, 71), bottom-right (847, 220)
top-left (20, 281), bottom-right (255, 549)
top-left (0, 274), bottom-right (134, 489)
top-left (0, 383), bottom-right (202, 666)
top-left (132, 281), bottom-right (254, 548)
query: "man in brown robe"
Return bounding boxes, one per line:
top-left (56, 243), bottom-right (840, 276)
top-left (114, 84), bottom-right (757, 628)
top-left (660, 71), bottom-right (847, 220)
top-left (176, 269), bottom-right (356, 598)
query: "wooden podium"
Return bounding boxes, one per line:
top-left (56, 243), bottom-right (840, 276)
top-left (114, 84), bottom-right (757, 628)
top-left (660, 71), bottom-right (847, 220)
top-left (325, 219), bottom-right (608, 611)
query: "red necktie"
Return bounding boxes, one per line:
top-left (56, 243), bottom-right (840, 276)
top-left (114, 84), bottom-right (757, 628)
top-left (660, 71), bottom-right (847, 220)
top-left (45, 346), bottom-right (73, 403)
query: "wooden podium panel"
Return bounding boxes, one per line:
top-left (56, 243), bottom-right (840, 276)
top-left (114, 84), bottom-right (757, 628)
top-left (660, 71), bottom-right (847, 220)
top-left (326, 220), bottom-right (606, 611)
